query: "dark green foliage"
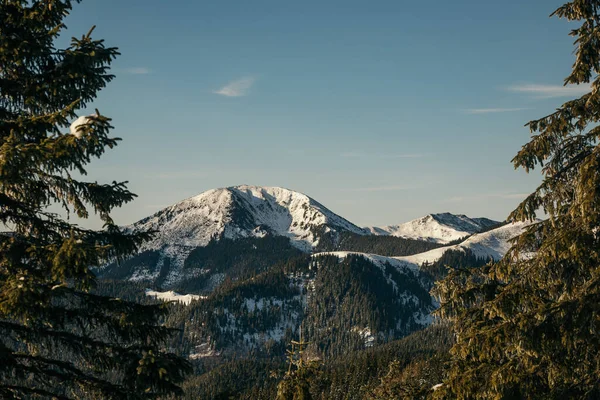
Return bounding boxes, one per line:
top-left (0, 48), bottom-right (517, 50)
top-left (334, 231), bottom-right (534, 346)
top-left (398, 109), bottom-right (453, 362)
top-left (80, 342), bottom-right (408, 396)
top-left (276, 362), bottom-right (320, 400)
top-left (0, 1), bottom-right (190, 398)
top-left (177, 235), bottom-right (304, 292)
top-left (442, 236), bottom-right (470, 246)
top-left (156, 253), bottom-right (434, 364)
top-left (181, 359), bottom-right (283, 400)
top-left (108, 252), bottom-right (437, 399)
top-left (177, 323), bottom-right (452, 400)
top-left (184, 235), bottom-right (302, 272)
top-left (162, 263), bottom-right (305, 357)
top-left (434, 2), bottom-right (600, 398)
top-left (305, 255), bottom-right (433, 358)
top-left (421, 248), bottom-right (491, 281)
top-left (311, 323), bottom-right (452, 400)
top-left (317, 231), bottom-right (444, 256)
top-left (94, 279), bottom-right (149, 302)
top-left (101, 250), bottom-right (163, 280)
top-left (365, 354), bottom-right (447, 400)
top-left (169, 253), bottom-right (433, 360)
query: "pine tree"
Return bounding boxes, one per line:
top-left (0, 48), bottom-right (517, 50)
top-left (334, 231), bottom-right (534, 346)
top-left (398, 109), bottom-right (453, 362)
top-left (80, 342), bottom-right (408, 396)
top-left (366, 355), bottom-right (447, 400)
top-left (434, 2), bottom-right (600, 399)
top-left (276, 327), bottom-right (319, 400)
top-left (0, 1), bottom-right (190, 398)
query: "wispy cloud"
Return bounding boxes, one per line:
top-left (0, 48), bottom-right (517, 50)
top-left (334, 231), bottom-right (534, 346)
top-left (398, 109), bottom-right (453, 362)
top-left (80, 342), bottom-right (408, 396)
top-left (444, 193), bottom-right (530, 203)
top-left (123, 67), bottom-right (151, 75)
top-left (153, 171), bottom-right (209, 180)
top-left (463, 108), bottom-right (530, 114)
top-left (506, 83), bottom-right (591, 99)
top-left (349, 185), bottom-right (420, 192)
top-left (340, 152), bottom-right (427, 159)
top-left (345, 181), bottom-right (436, 192)
top-left (213, 77), bottom-right (256, 97)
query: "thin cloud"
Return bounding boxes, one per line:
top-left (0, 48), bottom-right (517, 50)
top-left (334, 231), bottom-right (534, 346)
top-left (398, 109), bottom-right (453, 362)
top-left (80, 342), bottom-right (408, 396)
top-left (213, 77), bottom-right (256, 97)
top-left (123, 67), bottom-right (151, 75)
top-left (444, 193), bottom-right (530, 203)
top-left (153, 171), bottom-right (209, 180)
top-left (506, 83), bottom-right (591, 99)
top-left (464, 108), bottom-right (530, 114)
top-left (346, 181), bottom-right (436, 192)
top-left (341, 152), bottom-right (427, 159)
top-left (350, 185), bottom-right (418, 192)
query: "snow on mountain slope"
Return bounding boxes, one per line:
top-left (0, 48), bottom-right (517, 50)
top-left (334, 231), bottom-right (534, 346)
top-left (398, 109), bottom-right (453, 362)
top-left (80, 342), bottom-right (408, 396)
top-left (365, 213), bottom-right (499, 244)
top-left (315, 251), bottom-right (419, 274)
top-left (396, 221), bottom-right (532, 267)
top-left (319, 221), bottom-right (532, 270)
top-left (126, 185), bottom-right (365, 284)
top-left (132, 185), bottom-right (364, 252)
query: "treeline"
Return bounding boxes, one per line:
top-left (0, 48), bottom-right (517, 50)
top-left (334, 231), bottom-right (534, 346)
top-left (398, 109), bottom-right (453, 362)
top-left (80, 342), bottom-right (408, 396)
top-left (421, 248), bottom-right (492, 281)
top-left (178, 235), bottom-right (304, 292)
top-left (317, 232), bottom-right (444, 256)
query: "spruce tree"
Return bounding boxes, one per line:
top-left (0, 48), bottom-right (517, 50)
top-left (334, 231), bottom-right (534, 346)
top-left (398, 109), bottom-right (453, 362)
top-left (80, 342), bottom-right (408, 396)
top-left (0, 1), bottom-right (190, 398)
top-left (434, 1), bottom-right (600, 399)
top-left (276, 329), bottom-right (318, 400)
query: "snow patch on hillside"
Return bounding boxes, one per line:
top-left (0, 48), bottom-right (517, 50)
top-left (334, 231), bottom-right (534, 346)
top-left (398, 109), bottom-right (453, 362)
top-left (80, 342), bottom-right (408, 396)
top-left (244, 297), bottom-right (284, 313)
top-left (351, 326), bottom-right (376, 347)
top-left (145, 289), bottom-right (206, 305)
top-left (314, 251), bottom-right (419, 274)
top-left (189, 342), bottom-right (220, 359)
top-left (317, 221), bottom-right (531, 272)
top-left (396, 221), bottom-right (532, 267)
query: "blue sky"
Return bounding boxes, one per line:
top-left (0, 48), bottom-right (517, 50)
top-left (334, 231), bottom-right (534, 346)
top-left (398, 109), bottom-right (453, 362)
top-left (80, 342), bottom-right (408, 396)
top-left (60, 0), bottom-right (583, 229)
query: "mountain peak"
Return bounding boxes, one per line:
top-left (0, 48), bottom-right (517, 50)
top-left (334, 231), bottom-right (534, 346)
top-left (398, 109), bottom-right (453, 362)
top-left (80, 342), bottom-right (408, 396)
top-left (365, 212), bottom-right (500, 244)
top-left (127, 185), bottom-right (365, 285)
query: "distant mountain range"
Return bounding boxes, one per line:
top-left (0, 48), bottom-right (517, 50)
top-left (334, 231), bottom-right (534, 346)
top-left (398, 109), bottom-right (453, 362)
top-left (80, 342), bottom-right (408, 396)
top-left (97, 185), bottom-right (533, 364)
top-left (102, 185), bottom-right (522, 288)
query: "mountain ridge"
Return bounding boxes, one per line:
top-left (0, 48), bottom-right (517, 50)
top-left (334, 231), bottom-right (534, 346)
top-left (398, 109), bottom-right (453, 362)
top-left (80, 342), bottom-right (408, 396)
top-left (320, 220), bottom-right (533, 271)
top-left (364, 212), bottom-right (500, 244)
top-left (97, 185), bottom-right (532, 373)
top-left (131, 185), bottom-right (365, 253)
top-left (106, 185), bottom-right (519, 289)
top-left (121, 185), bottom-right (365, 286)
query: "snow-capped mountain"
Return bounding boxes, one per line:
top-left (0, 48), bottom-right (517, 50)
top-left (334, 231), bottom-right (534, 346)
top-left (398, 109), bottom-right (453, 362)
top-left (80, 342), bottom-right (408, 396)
top-left (105, 185), bottom-right (518, 289)
top-left (364, 212), bottom-right (500, 244)
top-left (116, 185), bottom-right (365, 286)
top-left (132, 185), bottom-right (364, 252)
